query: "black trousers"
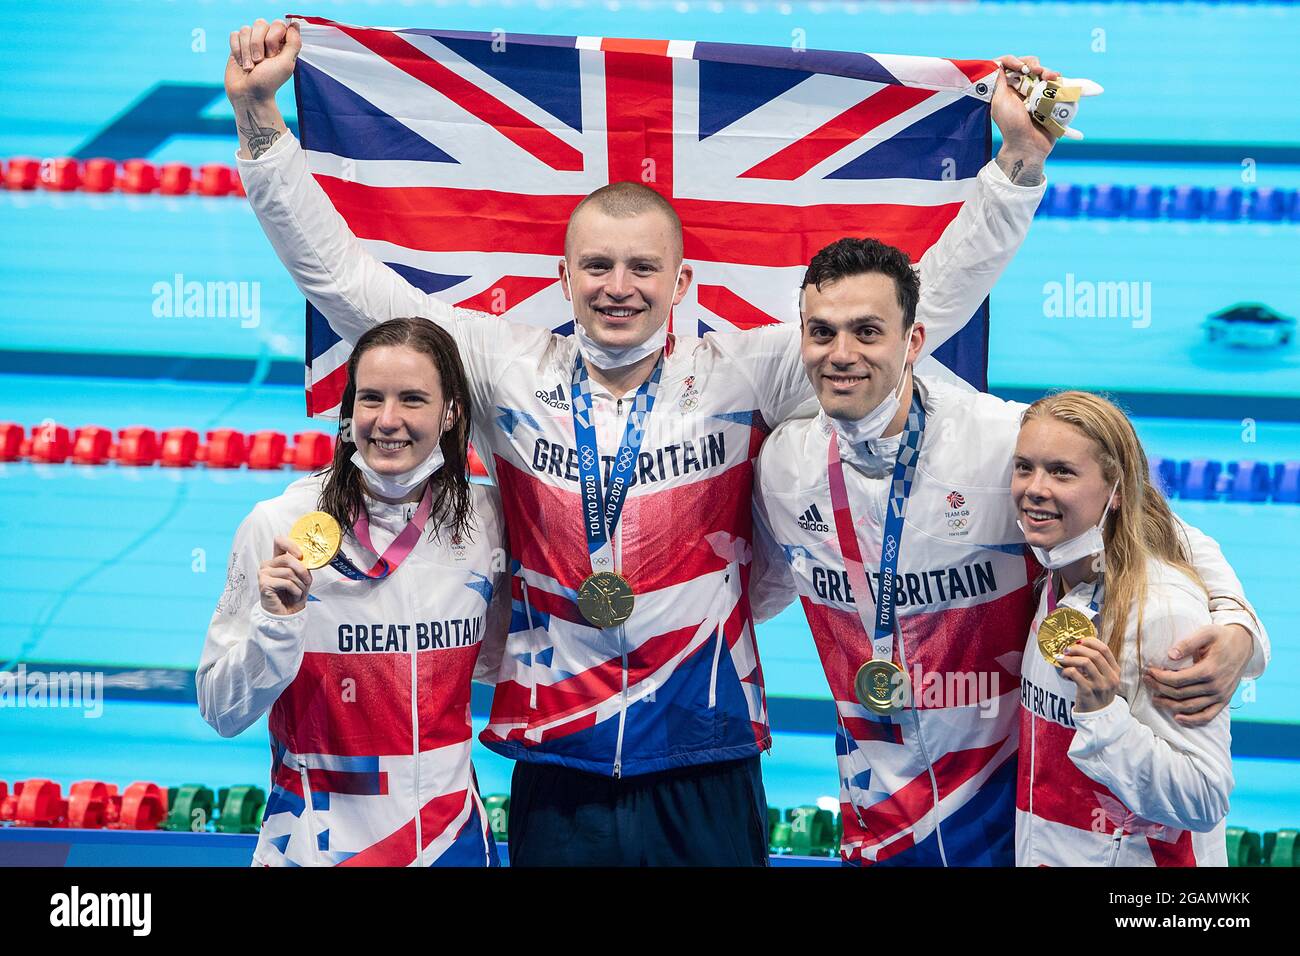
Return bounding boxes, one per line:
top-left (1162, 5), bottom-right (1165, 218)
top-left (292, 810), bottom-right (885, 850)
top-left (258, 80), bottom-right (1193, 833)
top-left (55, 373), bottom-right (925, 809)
top-left (507, 756), bottom-right (770, 866)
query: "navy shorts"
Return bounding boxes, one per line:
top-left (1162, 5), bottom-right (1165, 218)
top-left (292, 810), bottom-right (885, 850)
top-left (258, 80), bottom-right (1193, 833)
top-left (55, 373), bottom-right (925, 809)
top-left (507, 756), bottom-right (770, 867)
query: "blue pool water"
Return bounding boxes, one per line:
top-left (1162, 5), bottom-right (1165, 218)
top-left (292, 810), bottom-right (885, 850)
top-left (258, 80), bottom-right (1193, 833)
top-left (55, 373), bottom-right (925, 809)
top-left (1, 0), bottom-right (1296, 842)
top-left (4, 1), bottom-right (1299, 159)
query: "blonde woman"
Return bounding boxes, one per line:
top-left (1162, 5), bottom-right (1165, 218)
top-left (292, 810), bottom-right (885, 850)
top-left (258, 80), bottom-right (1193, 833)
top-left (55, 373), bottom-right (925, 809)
top-left (1012, 391), bottom-right (1245, 866)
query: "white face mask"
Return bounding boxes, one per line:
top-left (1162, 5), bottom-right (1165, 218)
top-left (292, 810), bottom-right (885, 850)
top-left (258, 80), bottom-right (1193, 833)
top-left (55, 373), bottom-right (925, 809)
top-left (1019, 479), bottom-right (1120, 571)
top-left (351, 443), bottom-right (445, 501)
top-left (350, 402), bottom-right (454, 500)
top-left (830, 337), bottom-right (912, 445)
top-left (564, 262), bottom-right (683, 371)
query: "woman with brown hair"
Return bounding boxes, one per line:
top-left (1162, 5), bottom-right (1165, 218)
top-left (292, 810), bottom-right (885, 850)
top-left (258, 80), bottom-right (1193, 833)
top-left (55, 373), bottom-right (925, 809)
top-left (198, 318), bottom-right (509, 866)
top-left (1012, 390), bottom-right (1242, 866)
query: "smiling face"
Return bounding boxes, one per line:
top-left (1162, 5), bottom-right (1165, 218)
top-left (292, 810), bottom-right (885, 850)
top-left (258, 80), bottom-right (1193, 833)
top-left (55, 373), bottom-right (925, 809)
top-left (560, 205), bottom-right (691, 353)
top-left (1012, 417), bottom-right (1116, 552)
top-left (351, 345), bottom-right (452, 478)
top-left (800, 272), bottom-right (923, 421)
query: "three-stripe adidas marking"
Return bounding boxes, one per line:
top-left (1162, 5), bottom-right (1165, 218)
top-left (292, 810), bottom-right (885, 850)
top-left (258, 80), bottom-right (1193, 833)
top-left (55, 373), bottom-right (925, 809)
top-left (798, 503), bottom-right (830, 533)
top-left (535, 384), bottom-right (570, 410)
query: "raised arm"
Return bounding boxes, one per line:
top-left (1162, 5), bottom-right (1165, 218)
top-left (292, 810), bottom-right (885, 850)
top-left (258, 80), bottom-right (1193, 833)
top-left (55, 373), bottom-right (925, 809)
top-left (734, 54), bottom-right (1063, 426)
top-left (227, 19), bottom-right (459, 344)
top-left (911, 54), bottom-right (1057, 358)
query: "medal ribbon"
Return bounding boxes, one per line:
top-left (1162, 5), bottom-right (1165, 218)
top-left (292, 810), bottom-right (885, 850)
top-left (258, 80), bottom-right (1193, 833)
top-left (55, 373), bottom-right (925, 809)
top-left (328, 482), bottom-right (434, 581)
top-left (1045, 572), bottom-right (1104, 617)
top-left (826, 390), bottom-right (926, 664)
top-left (570, 352), bottom-right (665, 576)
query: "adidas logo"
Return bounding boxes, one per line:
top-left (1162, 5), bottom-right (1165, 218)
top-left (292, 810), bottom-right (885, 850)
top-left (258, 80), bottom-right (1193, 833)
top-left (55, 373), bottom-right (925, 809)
top-left (535, 384), bottom-right (570, 410)
top-left (797, 503), bottom-right (830, 533)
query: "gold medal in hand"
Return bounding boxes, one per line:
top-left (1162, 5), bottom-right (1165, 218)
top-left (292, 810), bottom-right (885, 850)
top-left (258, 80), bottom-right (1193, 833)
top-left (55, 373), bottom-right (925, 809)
top-left (1037, 606), bottom-right (1097, 666)
top-left (289, 511), bottom-right (342, 570)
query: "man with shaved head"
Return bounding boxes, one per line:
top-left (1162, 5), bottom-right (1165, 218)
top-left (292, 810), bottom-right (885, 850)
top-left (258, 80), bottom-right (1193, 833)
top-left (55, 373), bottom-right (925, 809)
top-left (227, 17), bottom-right (1060, 866)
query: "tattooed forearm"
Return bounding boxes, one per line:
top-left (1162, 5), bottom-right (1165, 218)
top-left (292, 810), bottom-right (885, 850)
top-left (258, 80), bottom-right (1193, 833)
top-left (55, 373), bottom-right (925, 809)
top-left (998, 152), bottom-right (1044, 186)
top-left (238, 110), bottom-right (281, 159)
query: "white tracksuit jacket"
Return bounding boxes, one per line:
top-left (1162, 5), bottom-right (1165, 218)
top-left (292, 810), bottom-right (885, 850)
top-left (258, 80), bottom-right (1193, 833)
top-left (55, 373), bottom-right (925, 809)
top-left (198, 474), bottom-right (510, 866)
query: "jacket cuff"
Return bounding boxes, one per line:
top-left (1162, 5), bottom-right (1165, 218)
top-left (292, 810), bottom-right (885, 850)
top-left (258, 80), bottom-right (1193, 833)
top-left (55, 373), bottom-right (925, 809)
top-left (1068, 696), bottom-right (1129, 757)
top-left (251, 602), bottom-right (310, 641)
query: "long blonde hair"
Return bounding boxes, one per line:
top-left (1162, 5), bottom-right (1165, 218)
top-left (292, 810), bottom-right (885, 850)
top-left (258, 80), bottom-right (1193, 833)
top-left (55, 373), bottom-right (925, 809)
top-left (1020, 391), bottom-right (1205, 665)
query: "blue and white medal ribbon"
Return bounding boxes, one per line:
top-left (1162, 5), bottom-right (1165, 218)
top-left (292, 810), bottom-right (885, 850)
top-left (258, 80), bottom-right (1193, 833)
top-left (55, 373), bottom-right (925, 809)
top-left (569, 352), bottom-right (664, 628)
top-left (827, 390), bottom-right (926, 713)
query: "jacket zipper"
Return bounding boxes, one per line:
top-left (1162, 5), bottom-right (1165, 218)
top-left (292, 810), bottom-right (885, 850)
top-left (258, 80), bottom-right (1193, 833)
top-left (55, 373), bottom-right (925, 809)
top-left (610, 394), bottom-right (629, 778)
top-left (707, 572), bottom-right (731, 708)
top-left (1107, 827), bottom-right (1124, 866)
top-left (838, 710), bottom-right (868, 832)
top-left (521, 579), bottom-right (539, 710)
top-left (897, 621), bottom-right (949, 867)
top-left (297, 759), bottom-right (322, 864)
top-left (410, 631), bottom-right (423, 866)
top-left (1029, 709), bottom-right (1037, 865)
top-left (612, 622), bottom-right (629, 779)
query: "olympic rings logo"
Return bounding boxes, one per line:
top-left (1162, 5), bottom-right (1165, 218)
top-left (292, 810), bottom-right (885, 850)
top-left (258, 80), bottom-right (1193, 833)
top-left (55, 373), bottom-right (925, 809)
top-left (883, 536), bottom-right (898, 561)
top-left (618, 449), bottom-right (635, 469)
top-left (580, 448), bottom-right (596, 468)
top-left (948, 517), bottom-right (968, 530)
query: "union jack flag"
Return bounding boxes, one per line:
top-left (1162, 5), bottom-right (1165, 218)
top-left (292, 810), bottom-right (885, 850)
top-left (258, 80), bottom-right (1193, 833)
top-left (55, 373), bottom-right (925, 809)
top-left (290, 15), bottom-right (997, 417)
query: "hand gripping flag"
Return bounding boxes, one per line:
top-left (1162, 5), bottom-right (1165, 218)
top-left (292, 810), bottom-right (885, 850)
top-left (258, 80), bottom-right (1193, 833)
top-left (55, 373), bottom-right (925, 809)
top-left (290, 15), bottom-right (998, 417)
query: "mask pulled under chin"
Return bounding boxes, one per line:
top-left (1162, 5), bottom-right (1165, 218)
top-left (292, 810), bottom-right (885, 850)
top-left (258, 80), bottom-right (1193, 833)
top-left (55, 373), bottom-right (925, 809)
top-left (573, 319), bottom-right (669, 371)
top-left (830, 356), bottom-right (911, 447)
top-left (1022, 524), bottom-right (1106, 571)
top-left (564, 262), bottom-right (681, 371)
top-left (1018, 479), bottom-right (1119, 571)
top-left (350, 443), bottom-right (446, 500)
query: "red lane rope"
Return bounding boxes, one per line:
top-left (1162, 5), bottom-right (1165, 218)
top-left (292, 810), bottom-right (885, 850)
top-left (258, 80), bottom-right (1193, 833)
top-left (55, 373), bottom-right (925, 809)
top-left (3, 157), bottom-right (246, 197)
top-left (0, 421), bottom-right (490, 476)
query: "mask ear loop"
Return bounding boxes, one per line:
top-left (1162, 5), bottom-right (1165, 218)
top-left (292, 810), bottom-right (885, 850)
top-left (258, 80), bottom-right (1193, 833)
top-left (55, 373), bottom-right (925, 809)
top-left (1088, 477), bottom-right (1121, 613)
top-left (1097, 478), bottom-right (1121, 530)
top-left (893, 329), bottom-right (915, 400)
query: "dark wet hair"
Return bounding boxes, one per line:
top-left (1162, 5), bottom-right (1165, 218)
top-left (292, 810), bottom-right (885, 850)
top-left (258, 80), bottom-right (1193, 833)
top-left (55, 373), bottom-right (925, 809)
top-left (801, 237), bottom-right (921, 330)
top-left (317, 318), bottom-right (474, 543)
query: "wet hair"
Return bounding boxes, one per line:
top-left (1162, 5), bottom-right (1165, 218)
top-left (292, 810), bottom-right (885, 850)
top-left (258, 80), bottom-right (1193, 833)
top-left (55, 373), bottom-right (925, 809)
top-left (317, 318), bottom-right (474, 543)
top-left (565, 181), bottom-right (684, 260)
top-left (801, 237), bottom-right (921, 330)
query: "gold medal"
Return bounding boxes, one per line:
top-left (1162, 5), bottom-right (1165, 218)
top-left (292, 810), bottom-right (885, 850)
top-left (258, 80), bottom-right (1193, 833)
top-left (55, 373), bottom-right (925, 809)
top-left (577, 571), bottom-right (635, 629)
top-left (854, 660), bottom-right (906, 715)
top-left (1036, 606), bottom-right (1097, 666)
top-left (289, 511), bottom-right (342, 570)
